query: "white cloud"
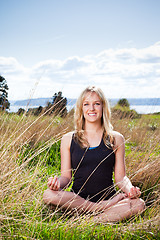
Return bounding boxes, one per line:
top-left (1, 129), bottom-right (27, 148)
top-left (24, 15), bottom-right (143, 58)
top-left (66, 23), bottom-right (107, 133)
top-left (61, 56), bottom-right (89, 71)
top-left (0, 57), bottom-right (27, 75)
top-left (0, 42), bottom-right (160, 100)
top-left (0, 57), bottom-right (34, 100)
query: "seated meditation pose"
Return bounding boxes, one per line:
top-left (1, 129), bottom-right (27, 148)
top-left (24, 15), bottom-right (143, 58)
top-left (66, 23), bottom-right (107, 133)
top-left (43, 86), bottom-right (145, 222)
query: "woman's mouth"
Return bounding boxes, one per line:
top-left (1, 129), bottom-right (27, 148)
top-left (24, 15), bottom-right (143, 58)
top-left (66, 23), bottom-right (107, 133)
top-left (88, 113), bottom-right (96, 116)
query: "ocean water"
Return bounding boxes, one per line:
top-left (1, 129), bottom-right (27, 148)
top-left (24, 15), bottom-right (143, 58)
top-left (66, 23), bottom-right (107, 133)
top-left (130, 105), bottom-right (160, 114)
top-left (9, 104), bottom-right (160, 114)
top-left (9, 105), bottom-right (40, 113)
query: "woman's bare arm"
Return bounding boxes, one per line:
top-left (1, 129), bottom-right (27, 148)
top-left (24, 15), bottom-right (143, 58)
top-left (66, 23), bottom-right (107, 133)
top-left (48, 132), bottom-right (73, 190)
top-left (113, 131), bottom-right (141, 198)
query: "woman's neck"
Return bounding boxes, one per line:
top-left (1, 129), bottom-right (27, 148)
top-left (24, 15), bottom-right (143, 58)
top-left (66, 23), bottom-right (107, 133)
top-left (84, 122), bottom-right (103, 136)
top-left (83, 123), bottom-right (103, 147)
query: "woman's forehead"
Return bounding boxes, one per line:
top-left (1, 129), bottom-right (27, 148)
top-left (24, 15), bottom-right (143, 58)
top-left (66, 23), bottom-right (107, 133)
top-left (83, 91), bottom-right (101, 101)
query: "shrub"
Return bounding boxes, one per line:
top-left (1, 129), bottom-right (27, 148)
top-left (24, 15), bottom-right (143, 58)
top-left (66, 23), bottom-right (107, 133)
top-left (117, 98), bottom-right (130, 107)
top-left (112, 107), bottom-right (140, 119)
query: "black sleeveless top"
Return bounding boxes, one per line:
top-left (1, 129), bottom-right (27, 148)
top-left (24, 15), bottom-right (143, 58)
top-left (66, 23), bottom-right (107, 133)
top-left (70, 136), bottom-right (116, 202)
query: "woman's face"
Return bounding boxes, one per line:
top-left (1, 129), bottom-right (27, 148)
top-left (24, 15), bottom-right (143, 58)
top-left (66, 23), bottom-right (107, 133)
top-left (82, 92), bottom-right (103, 124)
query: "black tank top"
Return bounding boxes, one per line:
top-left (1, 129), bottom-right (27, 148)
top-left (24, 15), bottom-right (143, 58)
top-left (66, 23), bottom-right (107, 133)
top-left (70, 136), bottom-right (116, 202)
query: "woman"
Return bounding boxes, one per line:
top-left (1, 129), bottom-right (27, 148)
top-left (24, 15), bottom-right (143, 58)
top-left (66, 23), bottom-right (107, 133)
top-left (43, 86), bottom-right (145, 222)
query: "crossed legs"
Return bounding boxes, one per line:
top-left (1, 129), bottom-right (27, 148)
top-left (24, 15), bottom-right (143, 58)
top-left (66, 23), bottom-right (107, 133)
top-left (93, 197), bottom-right (145, 222)
top-left (43, 189), bottom-right (145, 222)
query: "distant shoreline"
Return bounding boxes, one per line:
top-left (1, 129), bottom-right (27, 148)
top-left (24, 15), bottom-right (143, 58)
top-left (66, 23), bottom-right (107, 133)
top-left (9, 97), bottom-right (160, 107)
top-left (8, 97), bottom-right (160, 114)
top-left (9, 104), bottom-right (160, 115)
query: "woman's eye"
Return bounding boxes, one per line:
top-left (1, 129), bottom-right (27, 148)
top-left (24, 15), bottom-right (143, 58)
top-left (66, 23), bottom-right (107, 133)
top-left (83, 103), bottom-right (89, 106)
top-left (95, 102), bottom-right (100, 105)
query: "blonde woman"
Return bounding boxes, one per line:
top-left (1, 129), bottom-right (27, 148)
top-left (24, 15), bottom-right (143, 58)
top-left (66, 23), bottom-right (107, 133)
top-left (43, 86), bottom-right (145, 222)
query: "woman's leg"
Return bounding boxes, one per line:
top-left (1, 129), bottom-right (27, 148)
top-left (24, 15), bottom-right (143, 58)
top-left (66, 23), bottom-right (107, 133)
top-left (43, 189), bottom-right (95, 213)
top-left (43, 189), bottom-right (125, 213)
top-left (93, 197), bottom-right (145, 222)
top-left (43, 189), bottom-right (145, 222)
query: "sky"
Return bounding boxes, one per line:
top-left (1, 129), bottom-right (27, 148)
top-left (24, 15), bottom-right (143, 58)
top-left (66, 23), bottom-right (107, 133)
top-left (0, 0), bottom-right (160, 101)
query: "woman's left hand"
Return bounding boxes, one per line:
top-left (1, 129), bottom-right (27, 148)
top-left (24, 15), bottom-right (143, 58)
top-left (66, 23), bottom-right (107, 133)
top-left (128, 186), bottom-right (141, 198)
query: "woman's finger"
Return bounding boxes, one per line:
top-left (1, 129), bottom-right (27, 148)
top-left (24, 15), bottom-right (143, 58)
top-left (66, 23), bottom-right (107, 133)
top-left (47, 177), bottom-right (53, 188)
top-left (136, 187), bottom-right (141, 197)
top-left (129, 186), bottom-right (141, 198)
top-left (54, 178), bottom-right (58, 189)
top-left (48, 176), bottom-right (56, 189)
top-left (51, 177), bottom-right (57, 189)
top-left (50, 178), bottom-right (55, 189)
top-left (47, 175), bottom-right (60, 190)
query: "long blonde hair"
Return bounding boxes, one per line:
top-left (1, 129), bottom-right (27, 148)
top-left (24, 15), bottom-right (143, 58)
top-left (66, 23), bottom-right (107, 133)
top-left (74, 86), bottom-right (114, 148)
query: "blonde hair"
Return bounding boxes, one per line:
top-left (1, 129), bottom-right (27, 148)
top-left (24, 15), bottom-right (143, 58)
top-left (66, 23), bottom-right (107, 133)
top-left (74, 86), bottom-right (114, 148)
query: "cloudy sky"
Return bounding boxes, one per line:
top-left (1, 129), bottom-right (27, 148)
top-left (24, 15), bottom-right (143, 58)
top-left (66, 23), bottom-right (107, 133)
top-left (0, 0), bottom-right (160, 101)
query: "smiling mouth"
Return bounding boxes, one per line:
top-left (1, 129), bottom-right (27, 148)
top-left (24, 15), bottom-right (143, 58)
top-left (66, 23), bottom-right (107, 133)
top-left (88, 113), bottom-right (96, 116)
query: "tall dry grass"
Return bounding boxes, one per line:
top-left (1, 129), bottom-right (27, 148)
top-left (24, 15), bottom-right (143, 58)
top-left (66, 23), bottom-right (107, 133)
top-left (112, 113), bottom-right (160, 225)
top-left (0, 110), bottom-right (74, 237)
top-left (0, 109), bottom-right (159, 238)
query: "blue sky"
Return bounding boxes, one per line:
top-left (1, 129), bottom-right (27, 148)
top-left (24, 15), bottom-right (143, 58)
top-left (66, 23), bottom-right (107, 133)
top-left (0, 0), bottom-right (160, 100)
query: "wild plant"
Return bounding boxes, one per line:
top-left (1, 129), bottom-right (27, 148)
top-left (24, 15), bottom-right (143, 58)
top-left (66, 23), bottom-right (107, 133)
top-left (0, 105), bottom-right (159, 239)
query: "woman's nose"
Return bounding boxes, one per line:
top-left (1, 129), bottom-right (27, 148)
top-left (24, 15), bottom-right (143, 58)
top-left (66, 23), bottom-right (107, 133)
top-left (90, 104), bottom-right (94, 110)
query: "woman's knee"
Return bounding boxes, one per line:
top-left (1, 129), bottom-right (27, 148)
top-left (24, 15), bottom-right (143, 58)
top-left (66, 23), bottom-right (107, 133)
top-left (43, 189), bottom-right (59, 205)
top-left (136, 198), bottom-right (145, 212)
top-left (130, 198), bottom-right (145, 214)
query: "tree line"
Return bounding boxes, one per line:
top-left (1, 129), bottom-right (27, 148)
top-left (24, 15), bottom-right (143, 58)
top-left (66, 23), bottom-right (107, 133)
top-left (22, 91), bottom-right (67, 117)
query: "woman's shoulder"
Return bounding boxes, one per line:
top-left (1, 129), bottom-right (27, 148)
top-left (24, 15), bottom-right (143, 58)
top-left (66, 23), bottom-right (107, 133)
top-left (62, 131), bottom-right (75, 139)
top-left (112, 131), bottom-right (125, 148)
top-left (61, 131), bottom-right (75, 148)
top-left (112, 130), bottom-right (124, 138)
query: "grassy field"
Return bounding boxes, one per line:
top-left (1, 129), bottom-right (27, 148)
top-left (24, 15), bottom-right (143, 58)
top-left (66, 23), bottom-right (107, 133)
top-left (0, 109), bottom-right (159, 239)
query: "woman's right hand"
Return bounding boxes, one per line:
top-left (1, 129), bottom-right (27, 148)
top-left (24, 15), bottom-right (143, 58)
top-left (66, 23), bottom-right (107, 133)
top-left (47, 175), bottom-right (60, 191)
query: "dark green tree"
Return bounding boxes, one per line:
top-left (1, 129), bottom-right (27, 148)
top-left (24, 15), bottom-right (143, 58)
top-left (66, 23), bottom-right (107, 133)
top-left (117, 98), bottom-right (130, 108)
top-left (51, 91), bottom-right (67, 117)
top-left (0, 75), bottom-right (10, 110)
top-left (17, 108), bottom-right (25, 115)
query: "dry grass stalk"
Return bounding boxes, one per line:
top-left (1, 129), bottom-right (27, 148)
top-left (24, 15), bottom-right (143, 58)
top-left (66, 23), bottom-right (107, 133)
top-left (0, 109), bottom-right (159, 238)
